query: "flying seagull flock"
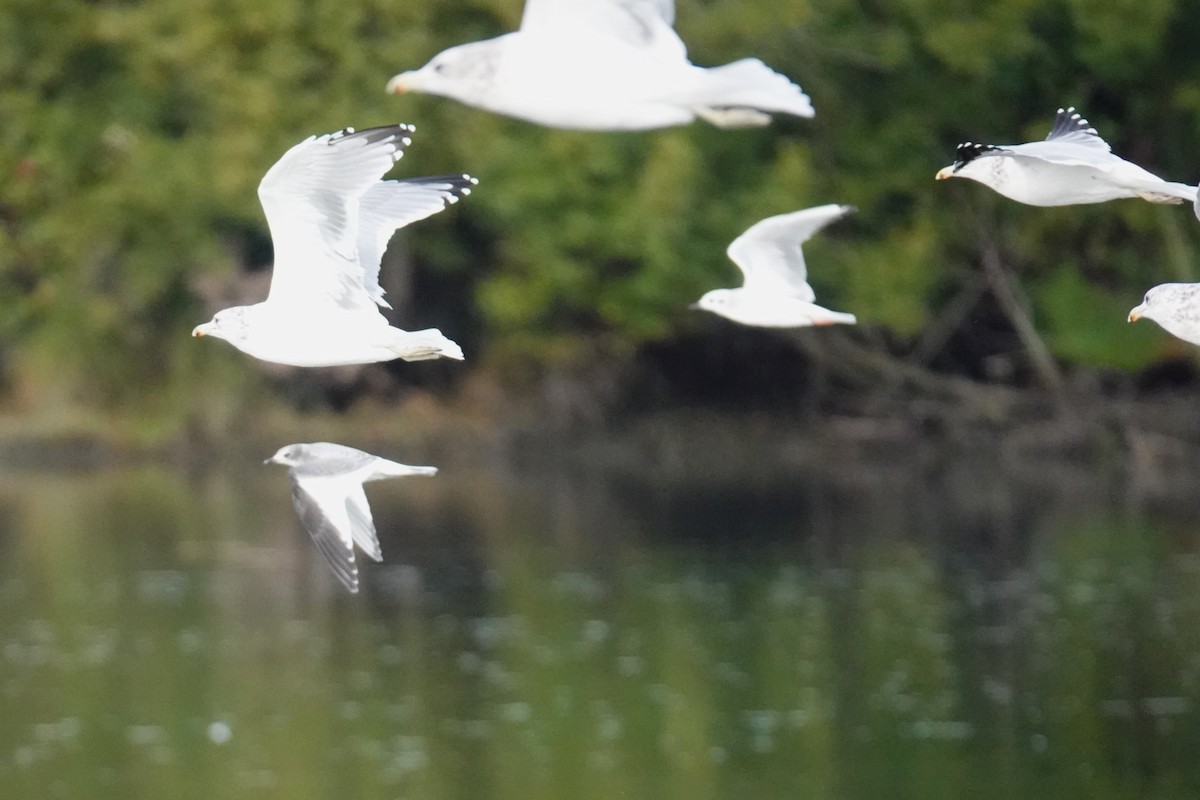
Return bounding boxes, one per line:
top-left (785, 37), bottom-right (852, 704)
top-left (189, 0), bottom-right (1200, 592)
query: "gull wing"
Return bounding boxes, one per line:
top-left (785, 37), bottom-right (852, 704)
top-left (258, 125), bottom-right (415, 312)
top-left (356, 175), bottom-right (477, 309)
top-left (345, 485), bottom-right (383, 563)
top-left (1002, 107), bottom-right (1118, 169)
top-left (289, 475), bottom-right (361, 593)
top-left (1006, 140), bottom-right (1124, 169)
top-left (1043, 107), bottom-right (1111, 152)
top-left (726, 205), bottom-right (854, 300)
top-left (519, 0), bottom-right (682, 58)
top-left (952, 109), bottom-right (1111, 171)
top-left (290, 443), bottom-right (377, 477)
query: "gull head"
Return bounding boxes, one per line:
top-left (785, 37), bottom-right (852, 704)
top-left (936, 142), bottom-right (1004, 182)
top-left (1129, 284), bottom-right (1176, 324)
top-left (192, 306), bottom-right (250, 345)
top-left (386, 40), bottom-right (500, 101)
top-left (693, 289), bottom-right (735, 316)
top-left (265, 443), bottom-right (306, 467)
top-left (1126, 283), bottom-right (1200, 346)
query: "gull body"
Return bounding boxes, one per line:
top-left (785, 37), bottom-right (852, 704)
top-left (935, 107), bottom-right (1197, 206)
top-left (266, 442), bottom-right (438, 593)
top-left (192, 125), bottom-right (474, 367)
top-left (199, 305), bottom-right (459, 367)
top-left (386, 0), bottom-right (813, 130)
top-left (694, 204), bottom-right (857, 328)
top-left (694, 289), bottom-right (856, 328)
top-left (1128, 283), bottom-right (1200, 346)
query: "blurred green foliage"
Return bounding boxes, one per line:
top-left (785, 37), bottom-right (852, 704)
top-left (3, 0), bottom-right (1200, 418)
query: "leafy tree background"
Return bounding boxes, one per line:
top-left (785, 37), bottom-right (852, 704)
top-left (2, 0), bottom-right (1200, 431)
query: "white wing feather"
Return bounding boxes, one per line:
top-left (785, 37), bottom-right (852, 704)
top-left (1005, 141), bottom-right (1123, 170)
top-left (290, 476), bottom-right (360, 592)
top-left (726, 205), bottom-right (854, 300)
top-left (355, 176), bottom-right (477, 309)
top-left (344, 484), bottom-right (383, 563)
top-left (519, 0), bottom-right (682, 59)
top-left (258, 126), bottom-right (414, 311)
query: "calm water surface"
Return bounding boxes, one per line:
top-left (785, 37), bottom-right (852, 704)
top-left (2, 441), bottom-right (1200, 799)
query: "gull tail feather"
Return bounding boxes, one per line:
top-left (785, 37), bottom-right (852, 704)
top-left (393, 328), bottom-right (464, 361)
top-left (1135, 180), bottom-right (1198, 204)
top-left (693, 58), bottom-right (815, 126)
top-left (371, 462), bottom-right (438, 480)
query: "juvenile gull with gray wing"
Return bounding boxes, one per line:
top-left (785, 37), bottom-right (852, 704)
top-left (266, 442), bottom-right (437, 593)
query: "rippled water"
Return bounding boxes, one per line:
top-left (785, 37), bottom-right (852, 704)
top-left (2, 443), bottom-right (1200, 799)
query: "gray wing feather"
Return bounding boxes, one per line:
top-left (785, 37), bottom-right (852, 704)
top-left (290, 443), bottom-right (377, 478)
top-left (1044, 107), bottom-right (1111, 152)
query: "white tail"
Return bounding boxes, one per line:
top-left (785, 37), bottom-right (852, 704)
top-left (694, 58), bottom-right (815, 124)
top-left (394, 328), bottom-right (464, 361)
top-left (366, 461), bottom-right (438, 482)
top-left (1136, 180), bottom-right (1198, 204)
top-left (374, 462), bottom-right (438, 479)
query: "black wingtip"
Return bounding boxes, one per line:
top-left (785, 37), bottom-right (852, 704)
top-left (953, 141), bottom-right (1003, 170)
top-left (326, 124), bottom-right (417, 153)
top-left (1046, 106), bottom-right (1100, 141)
top-left (405, 173), bottom-right (479, 202)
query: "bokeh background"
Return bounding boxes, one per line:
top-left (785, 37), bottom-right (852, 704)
top-left (5, 2), bottom-right (1200, 799)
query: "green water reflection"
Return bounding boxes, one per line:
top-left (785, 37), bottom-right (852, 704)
top-left (1, 454), bottom-right (1199, 799)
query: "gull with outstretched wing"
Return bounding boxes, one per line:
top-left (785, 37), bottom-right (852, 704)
top-left (936, 107), bottom-right (1197, 206)
top-left (694, 204), bottom-right (857, 328)
top-left (265, 442), bottom-right (438, 593)
top-left (193, 125), bottom-right (475, 367)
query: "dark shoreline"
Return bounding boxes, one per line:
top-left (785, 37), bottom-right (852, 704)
top-left (2, 378), bottom-right (1199, 487)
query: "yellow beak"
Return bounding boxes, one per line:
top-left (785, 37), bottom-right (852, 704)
top-left (935, 167), bottom-right (954, 181)
top-left (386, 73), bottom-right (414, 95)
top-left (1127, 306), bottom-right (1144, 323)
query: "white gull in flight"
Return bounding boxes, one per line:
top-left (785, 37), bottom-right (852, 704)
top-left (386, 0), bottom-right (814, 130)
top-left (193, 125), bottom-right (474, 366)
top-left (694, 204), bottom-right (857, 328)
top-left (935, 107), bottom-right (1197, 206)
top-left (266, 442), bottom-right (438, 593)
